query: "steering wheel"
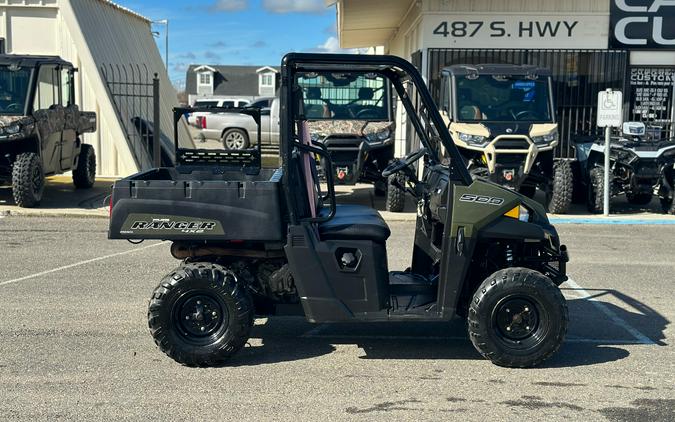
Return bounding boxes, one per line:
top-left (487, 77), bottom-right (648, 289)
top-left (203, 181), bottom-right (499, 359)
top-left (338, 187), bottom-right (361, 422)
top-left (382, 147), bottom-right (427, 177)
top-left (5, 103), bottom-right (21, 112)
top-left (514, 110), bottom-right (539, 121)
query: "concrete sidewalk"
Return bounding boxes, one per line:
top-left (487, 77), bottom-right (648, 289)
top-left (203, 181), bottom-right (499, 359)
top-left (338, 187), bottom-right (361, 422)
top-left (0, 175), bottom-right (113, 218)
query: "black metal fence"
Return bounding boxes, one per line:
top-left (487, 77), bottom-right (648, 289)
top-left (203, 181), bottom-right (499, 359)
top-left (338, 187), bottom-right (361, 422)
top-left (100, 63), bottom-right (162, 169)
top-left (427, 49), bottom-right (630, 158)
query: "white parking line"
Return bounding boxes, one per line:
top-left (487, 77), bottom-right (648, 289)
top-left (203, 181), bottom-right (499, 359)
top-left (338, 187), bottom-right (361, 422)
top-left (0, 242), bottom-right (166, 287)
top-left (564, 277), bottom-right (655, 345)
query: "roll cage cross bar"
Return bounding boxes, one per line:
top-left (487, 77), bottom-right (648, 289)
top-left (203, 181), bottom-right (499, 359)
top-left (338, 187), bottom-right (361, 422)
top-left (279, 53), bottom-right (472, 224)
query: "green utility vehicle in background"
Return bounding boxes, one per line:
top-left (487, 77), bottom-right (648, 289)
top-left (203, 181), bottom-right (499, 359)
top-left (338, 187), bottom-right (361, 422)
top-left (109, 54), bottom-right (569, 368)
top-left (439, 64), bottom-right (573, 214)
top-left (0, 55), bottom-right (97, 207)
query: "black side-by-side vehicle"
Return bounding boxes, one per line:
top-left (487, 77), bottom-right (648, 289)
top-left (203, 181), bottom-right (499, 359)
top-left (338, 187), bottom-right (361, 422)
top-left (109, 53), bottom-right (569, 368)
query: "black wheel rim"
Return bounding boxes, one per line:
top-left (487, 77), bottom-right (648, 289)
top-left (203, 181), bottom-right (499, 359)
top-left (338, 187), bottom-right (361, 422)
top-left (492, 295), bottom-right (548, 350)
top-left (31, 165), bottom-right (42, 193)
top-left (173, 291), bottom-right (229, 344)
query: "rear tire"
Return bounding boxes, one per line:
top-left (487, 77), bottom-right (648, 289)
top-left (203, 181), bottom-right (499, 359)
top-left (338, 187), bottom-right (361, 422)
top-left (11, 152), bottom-right (44, 208)
top-left (72, 143), bottom-right (96, 189)
top-left (587, 167), bottom-right (605, 214)
top-left (661, 197), bottom-right (675, 215)
top-left (148, 262), bottom-right (254, 367)
top-left (386, 173), bottom-right (406, 212)
top-left (222, 129), bottom-right (249, 150)
top-left (468, 268), bottom-right (568, 368)
top-left (626, 192), bottom-right (652, 206)
top-left (547, 160), bottom-right (573, 214)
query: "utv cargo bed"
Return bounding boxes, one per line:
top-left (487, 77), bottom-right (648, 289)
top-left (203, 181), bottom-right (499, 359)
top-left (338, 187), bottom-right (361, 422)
top-left (108, 167), bottom-right (284, 241)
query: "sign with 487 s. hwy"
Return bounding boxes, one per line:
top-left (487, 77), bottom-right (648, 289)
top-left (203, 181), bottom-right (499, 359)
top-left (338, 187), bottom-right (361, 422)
top-left (424, 14), bottom-right (609, 49)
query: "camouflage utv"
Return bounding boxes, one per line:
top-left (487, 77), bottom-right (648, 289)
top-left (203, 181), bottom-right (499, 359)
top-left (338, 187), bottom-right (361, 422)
top-left (0, 55), bottom-right (97, 207)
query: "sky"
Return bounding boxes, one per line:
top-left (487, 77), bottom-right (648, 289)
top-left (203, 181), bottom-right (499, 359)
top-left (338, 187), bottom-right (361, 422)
top-left (116, 0), bottom-right (356, 90)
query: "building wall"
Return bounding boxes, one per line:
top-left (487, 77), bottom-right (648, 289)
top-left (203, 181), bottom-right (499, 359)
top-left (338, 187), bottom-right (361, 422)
top-left (0, 0), bottom-right (185, 176)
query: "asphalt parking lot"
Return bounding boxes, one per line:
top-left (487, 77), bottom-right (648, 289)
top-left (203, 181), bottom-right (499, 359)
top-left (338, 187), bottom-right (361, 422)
top-left (0, 215), bottom-right (673, 421)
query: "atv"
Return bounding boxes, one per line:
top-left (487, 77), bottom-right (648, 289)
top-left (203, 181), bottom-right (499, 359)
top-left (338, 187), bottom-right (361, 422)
top-left (439, 65), bottom-right (573, 214)
top-left (302, 81), bottom-right (403, 212)
top-left (109, 53), bottom-right (569, 368)
top-left (575, 121), bottom-right (675, 214)
top-left (0, 55), bottom-right (97, 207)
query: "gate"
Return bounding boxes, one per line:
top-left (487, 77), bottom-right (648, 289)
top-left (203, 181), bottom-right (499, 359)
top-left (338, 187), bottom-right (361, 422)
top-left (100, 64), bottom-right (164, 169)
top-left (427, 49), bottom-right (630, 158)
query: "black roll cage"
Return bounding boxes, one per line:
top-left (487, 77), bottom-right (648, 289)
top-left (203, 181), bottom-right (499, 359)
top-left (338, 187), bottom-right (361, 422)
top-left (280, 53), bottom-right (472, 225)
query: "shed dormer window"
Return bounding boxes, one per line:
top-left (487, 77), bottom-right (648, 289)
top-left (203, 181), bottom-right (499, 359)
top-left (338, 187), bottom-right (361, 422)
top-left (261, 74), bottom-right (273, 87)
top-left (199, 73), bottom-right (211, 86)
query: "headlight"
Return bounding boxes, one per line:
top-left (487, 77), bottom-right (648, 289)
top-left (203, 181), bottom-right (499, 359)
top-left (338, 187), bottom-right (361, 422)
top-left (0, 124), bottom-right (21, 136)
top-left (504, 204), bottom-right (531, 222)
top-left (532, 130), bottom-right (558, 145)
top-left (457, 132), bottom-right (489, 147)
top-left (365, 128), bottom-right (392, 144)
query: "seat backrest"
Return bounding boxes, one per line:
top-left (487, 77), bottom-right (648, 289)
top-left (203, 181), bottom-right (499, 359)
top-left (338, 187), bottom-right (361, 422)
top-left (297, 120), bottom-right (317, 218)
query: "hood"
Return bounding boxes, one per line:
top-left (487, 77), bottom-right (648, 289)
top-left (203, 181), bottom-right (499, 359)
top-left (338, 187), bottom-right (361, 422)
top-left (307, 120), bottom-right (393, 137)
top-left (0, 115), bottom-right (33, 126)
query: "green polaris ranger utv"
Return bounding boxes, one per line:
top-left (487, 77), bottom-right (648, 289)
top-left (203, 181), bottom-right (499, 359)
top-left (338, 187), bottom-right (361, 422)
top-left (439, 65), bottom-right (573, 214)
top-left (108, 54), bottom-right (569, 368)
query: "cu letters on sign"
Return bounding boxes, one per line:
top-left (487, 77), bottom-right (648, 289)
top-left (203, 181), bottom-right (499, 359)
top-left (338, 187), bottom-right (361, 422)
top-left (611, 0), bottom-right (675, 47)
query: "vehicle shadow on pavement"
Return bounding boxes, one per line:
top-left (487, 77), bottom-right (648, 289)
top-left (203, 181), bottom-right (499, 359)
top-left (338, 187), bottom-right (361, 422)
top-left (564, 290), bottom-right (669, 346)
top-left (0, 177), bottom-right (114, 211)
top-left (226, 297), bottom-right (667, 367)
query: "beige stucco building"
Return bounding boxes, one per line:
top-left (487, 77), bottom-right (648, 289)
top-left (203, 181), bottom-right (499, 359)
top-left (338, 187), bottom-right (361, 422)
top-left (0, 0), bottom-right (185, 176)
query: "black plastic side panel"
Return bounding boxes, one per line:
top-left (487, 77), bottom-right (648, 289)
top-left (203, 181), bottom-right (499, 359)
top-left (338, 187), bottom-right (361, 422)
top-left (284, 224), bottom-right (389, 322)
top-left (478, 218), bottom-right (547, 241)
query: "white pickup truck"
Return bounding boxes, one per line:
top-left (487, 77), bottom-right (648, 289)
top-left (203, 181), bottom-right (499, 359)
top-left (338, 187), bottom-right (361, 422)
top-left (195, 97), bottom-right (278, 149)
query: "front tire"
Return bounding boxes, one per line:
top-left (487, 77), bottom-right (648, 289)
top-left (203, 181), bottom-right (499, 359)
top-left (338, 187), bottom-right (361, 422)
top-left (11, 152), bottom-right (44, 208)
top-left (587, 167), bottom-right (605, 214)
top-left (222, 129), bottom-right (250, 150)
top-left (547, 160), bottom-right (573, 214)
top-left (468, 268), bottom-right (568, 368)
top-left (148, 262), bottom-right (254, 366)
top-left (72, 143), bottom-right (96, 189)
top-left (385, 173), bottom-right (406, 212)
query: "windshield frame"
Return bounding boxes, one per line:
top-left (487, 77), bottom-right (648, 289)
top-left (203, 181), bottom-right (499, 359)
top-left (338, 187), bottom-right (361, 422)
top-left (451, 73), bottom-right (555, 124)
top-left (0, 65), bottom-right (34, 116)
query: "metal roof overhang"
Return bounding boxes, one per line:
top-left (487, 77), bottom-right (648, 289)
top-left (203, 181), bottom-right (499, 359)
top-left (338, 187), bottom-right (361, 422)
top-left (326, 0), bottom-right (415, 48)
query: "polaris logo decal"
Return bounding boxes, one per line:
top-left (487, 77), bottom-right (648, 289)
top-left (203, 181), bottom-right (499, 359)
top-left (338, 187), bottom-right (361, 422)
top-left (130, 219), bottom-right (217, 233)
top-left (459, 194), bottom-right (505, 206)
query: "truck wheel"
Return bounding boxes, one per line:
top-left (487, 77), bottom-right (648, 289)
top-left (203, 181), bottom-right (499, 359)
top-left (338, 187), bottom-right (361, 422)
top-left (626, 192), bottom-right (652, 206)
top-left (468, 268), bottom-right (568, 368)
top-left (222, 129), bottom-right (249, 150)
top-left (148, 262), bottom-right (254, 367)
top-left (547, 160), bottom-right (573, 214)
top-left (587, 167), bottom-right (605, 214)
top-left (72, 144), bottom-right (96, 189)
top-left (386, 173), bottom-right (406, 212)
top-left (11, 152), bottom-right (44, 208)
